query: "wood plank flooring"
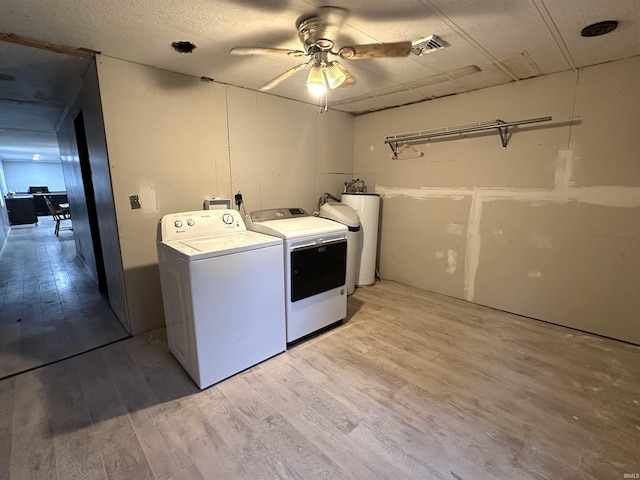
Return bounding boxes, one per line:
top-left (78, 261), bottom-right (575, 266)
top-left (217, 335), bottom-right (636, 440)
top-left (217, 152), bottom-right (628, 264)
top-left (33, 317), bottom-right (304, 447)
top-left (0, 223), bottom-right (128, 379)
top-left (2, 279), bottom-right (640, 479)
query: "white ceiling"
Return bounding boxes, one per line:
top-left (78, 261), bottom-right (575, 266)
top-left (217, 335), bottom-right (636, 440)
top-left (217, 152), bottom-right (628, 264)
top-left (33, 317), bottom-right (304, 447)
top-left (0, 0), bottom-right (639, 163)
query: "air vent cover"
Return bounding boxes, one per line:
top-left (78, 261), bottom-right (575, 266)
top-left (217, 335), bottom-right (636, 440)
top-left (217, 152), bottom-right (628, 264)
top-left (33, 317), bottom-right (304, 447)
top-left (411, 35), bottom-right (448, 56)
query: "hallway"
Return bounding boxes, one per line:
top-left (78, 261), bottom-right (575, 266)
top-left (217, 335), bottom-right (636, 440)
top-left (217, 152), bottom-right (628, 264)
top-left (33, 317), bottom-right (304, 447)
top-left (0, 222), bottom-right (128, 379)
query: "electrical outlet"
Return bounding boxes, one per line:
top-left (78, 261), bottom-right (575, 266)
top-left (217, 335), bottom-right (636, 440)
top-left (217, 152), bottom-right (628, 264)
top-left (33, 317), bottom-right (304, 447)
top-left (129, 195), bottom-right (141, 209)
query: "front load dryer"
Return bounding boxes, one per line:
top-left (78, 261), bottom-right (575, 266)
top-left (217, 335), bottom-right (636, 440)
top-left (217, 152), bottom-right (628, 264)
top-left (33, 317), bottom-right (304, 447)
top-left (246, 208), bottom-right (348, 343)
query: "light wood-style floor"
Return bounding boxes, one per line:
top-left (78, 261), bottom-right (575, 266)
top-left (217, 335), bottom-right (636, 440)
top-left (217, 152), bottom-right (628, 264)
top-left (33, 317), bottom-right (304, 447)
top-left (1, 280), bottom-right (639, 479)
top-left (0, 223), bottom-right (128, 379)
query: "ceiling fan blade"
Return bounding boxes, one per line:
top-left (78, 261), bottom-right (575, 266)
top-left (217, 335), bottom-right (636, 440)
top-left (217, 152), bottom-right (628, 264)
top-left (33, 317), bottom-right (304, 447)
top-left (260, 63), bottom-right (309, 91)
top-left (338, 42), bottom-right (412, 60)
top-left (230, 46), bottom-right (306, 57)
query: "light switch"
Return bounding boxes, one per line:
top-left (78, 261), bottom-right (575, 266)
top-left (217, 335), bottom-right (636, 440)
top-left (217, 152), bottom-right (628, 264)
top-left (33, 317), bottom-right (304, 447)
top-left (129, 195), bottom-right (141, 209)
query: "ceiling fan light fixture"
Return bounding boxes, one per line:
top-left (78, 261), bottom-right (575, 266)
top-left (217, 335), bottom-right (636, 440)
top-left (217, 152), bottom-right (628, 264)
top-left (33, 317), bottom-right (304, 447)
top-left (306, 65), bottom-right (326, 95)
top-left (324, 62), bottom-right (346, 89)
top-left (229, 6), bottom-right (412, 97)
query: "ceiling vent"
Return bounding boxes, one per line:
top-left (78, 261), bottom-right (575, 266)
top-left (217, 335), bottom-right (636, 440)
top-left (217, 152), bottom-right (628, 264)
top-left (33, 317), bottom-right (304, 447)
top-left (581, 20), bottom-right (618, 37)
top-left (411, 35), bottom-right (448, 56)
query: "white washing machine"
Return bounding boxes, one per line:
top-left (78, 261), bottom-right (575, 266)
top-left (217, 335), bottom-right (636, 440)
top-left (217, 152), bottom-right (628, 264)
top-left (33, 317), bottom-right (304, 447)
top-left (246, 208), bottom-right (348, 343)
top-left (157, 209), bottom-right (286, 389)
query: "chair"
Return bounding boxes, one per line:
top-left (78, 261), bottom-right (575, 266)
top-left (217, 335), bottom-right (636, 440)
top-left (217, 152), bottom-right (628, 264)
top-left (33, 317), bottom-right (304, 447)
top-left (44, 196), bottom-right (73, 236)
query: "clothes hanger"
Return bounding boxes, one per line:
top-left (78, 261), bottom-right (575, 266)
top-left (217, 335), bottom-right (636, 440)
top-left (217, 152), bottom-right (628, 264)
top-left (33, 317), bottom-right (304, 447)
top-left (390, 143), bottom-right (424, 160)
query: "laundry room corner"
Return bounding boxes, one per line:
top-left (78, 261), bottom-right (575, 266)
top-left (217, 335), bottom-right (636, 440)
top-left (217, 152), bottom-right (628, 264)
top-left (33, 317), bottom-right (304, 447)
top-left (352, 56), bottom-right (640, 345)
top-left (225, 87), bottom-right (354, 216)
top-left (95, 55), bottom-right (356, 335)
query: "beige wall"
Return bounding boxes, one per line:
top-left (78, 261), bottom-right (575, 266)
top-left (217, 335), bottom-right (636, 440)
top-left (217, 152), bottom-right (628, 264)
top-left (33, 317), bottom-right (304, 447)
top-left (96, 55), bottom-right (353, 335)
top-left (354, 56), bottom-right (640, 344)
top-left (227, 87), bottom-right (353, 215)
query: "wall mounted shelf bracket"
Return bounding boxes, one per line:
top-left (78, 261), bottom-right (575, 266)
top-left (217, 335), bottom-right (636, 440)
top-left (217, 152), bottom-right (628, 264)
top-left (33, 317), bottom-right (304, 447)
top-left (385, 116), bottom-right (552, 158)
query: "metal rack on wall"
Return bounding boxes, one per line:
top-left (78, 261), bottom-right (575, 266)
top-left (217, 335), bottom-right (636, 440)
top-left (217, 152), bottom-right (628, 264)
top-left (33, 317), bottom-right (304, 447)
top-left (385, 116), bottom-right (552, 159)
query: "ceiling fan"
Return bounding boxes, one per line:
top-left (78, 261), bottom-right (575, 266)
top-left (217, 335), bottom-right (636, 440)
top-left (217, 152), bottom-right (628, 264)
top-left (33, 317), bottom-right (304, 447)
top-left (229, 6), bottom-right (412, 95)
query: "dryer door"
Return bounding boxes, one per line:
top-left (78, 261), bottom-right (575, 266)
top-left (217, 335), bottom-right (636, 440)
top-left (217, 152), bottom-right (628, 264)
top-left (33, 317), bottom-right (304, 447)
top-left (290, 239), bottom-right (347, 302)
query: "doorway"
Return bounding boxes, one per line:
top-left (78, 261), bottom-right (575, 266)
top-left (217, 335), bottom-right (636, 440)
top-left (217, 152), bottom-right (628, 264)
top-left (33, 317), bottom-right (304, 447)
top-left (0, 42), bottom-right (129, 379)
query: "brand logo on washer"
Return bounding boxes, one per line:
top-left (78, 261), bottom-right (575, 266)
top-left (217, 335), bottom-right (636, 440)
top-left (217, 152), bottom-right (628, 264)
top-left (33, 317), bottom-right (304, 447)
top-left (341, 289), bottom-right (345, 295)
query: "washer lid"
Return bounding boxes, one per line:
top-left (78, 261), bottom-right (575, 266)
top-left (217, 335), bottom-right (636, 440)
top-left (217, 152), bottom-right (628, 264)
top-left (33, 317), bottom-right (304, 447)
top-left (248, 216), bottom-right (347, 239)
top-left (160, 230), bottom-right (282, 261)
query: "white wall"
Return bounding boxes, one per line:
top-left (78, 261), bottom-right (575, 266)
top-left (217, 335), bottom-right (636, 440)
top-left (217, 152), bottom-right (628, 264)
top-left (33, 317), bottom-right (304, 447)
top-left (353, 56), bottom-right (640, 344)
top-left (96, 55), bottom-right (354, 335)
top-left (2, 161), bottom-right (66, 192)
top-left (0, 163), bottom-right (9, 255)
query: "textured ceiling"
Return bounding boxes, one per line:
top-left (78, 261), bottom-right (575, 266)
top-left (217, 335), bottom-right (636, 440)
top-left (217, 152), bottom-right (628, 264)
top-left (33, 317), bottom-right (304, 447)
top-left (0, 0), bottom-right (639, 163)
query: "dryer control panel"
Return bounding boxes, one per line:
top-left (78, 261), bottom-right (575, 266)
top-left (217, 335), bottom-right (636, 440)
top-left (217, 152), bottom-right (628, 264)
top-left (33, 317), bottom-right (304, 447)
top-left (158, 209), bottom-right (245, 242)
top-left (249, 207), bottom-right (308, 222)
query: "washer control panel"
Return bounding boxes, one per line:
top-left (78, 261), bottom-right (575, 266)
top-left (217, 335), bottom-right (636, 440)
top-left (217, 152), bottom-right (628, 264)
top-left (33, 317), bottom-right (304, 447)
top-left (158, 209), bottom-right (245, 242)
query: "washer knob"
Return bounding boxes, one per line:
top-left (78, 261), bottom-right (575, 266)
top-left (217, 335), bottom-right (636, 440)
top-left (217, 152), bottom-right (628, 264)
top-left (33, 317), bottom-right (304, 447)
top-left (222, 213), bottom-right (234, 225)
top-left (186, 218), bottom-right (195, 226)
top-left (174, 220), bottom-right (183, 228)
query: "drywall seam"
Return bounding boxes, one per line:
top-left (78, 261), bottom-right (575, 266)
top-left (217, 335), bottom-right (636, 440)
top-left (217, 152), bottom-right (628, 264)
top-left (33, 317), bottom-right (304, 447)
top-left (375, 186), bottom-right (472, 200)
top-left (463, 190), bottom-right (483, 301)
top-left (137, 181), bottom-right (158, 213)
top-left (375, 184), bottom-right (640, 208)
top-left (417, 0), bottom-right (519, 82)
top-left (375, 185), bottom-right (562, 203)
top-left (446, 249), bottom-right (458, 274)
top-left (377, 178), bottom-right (640, 302)
top-left (554, 149), bottom-right (573, 194)
top-left (567, 187), bottom-right (640, 208)
top-left (566, 69), bottom-right (582, 149)
top-left (224, 86), bottom-right (234, 194)
top-left (447, 223), bottom-right (464, 235)
top-left (530, 0), bottom-right (576, 69)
